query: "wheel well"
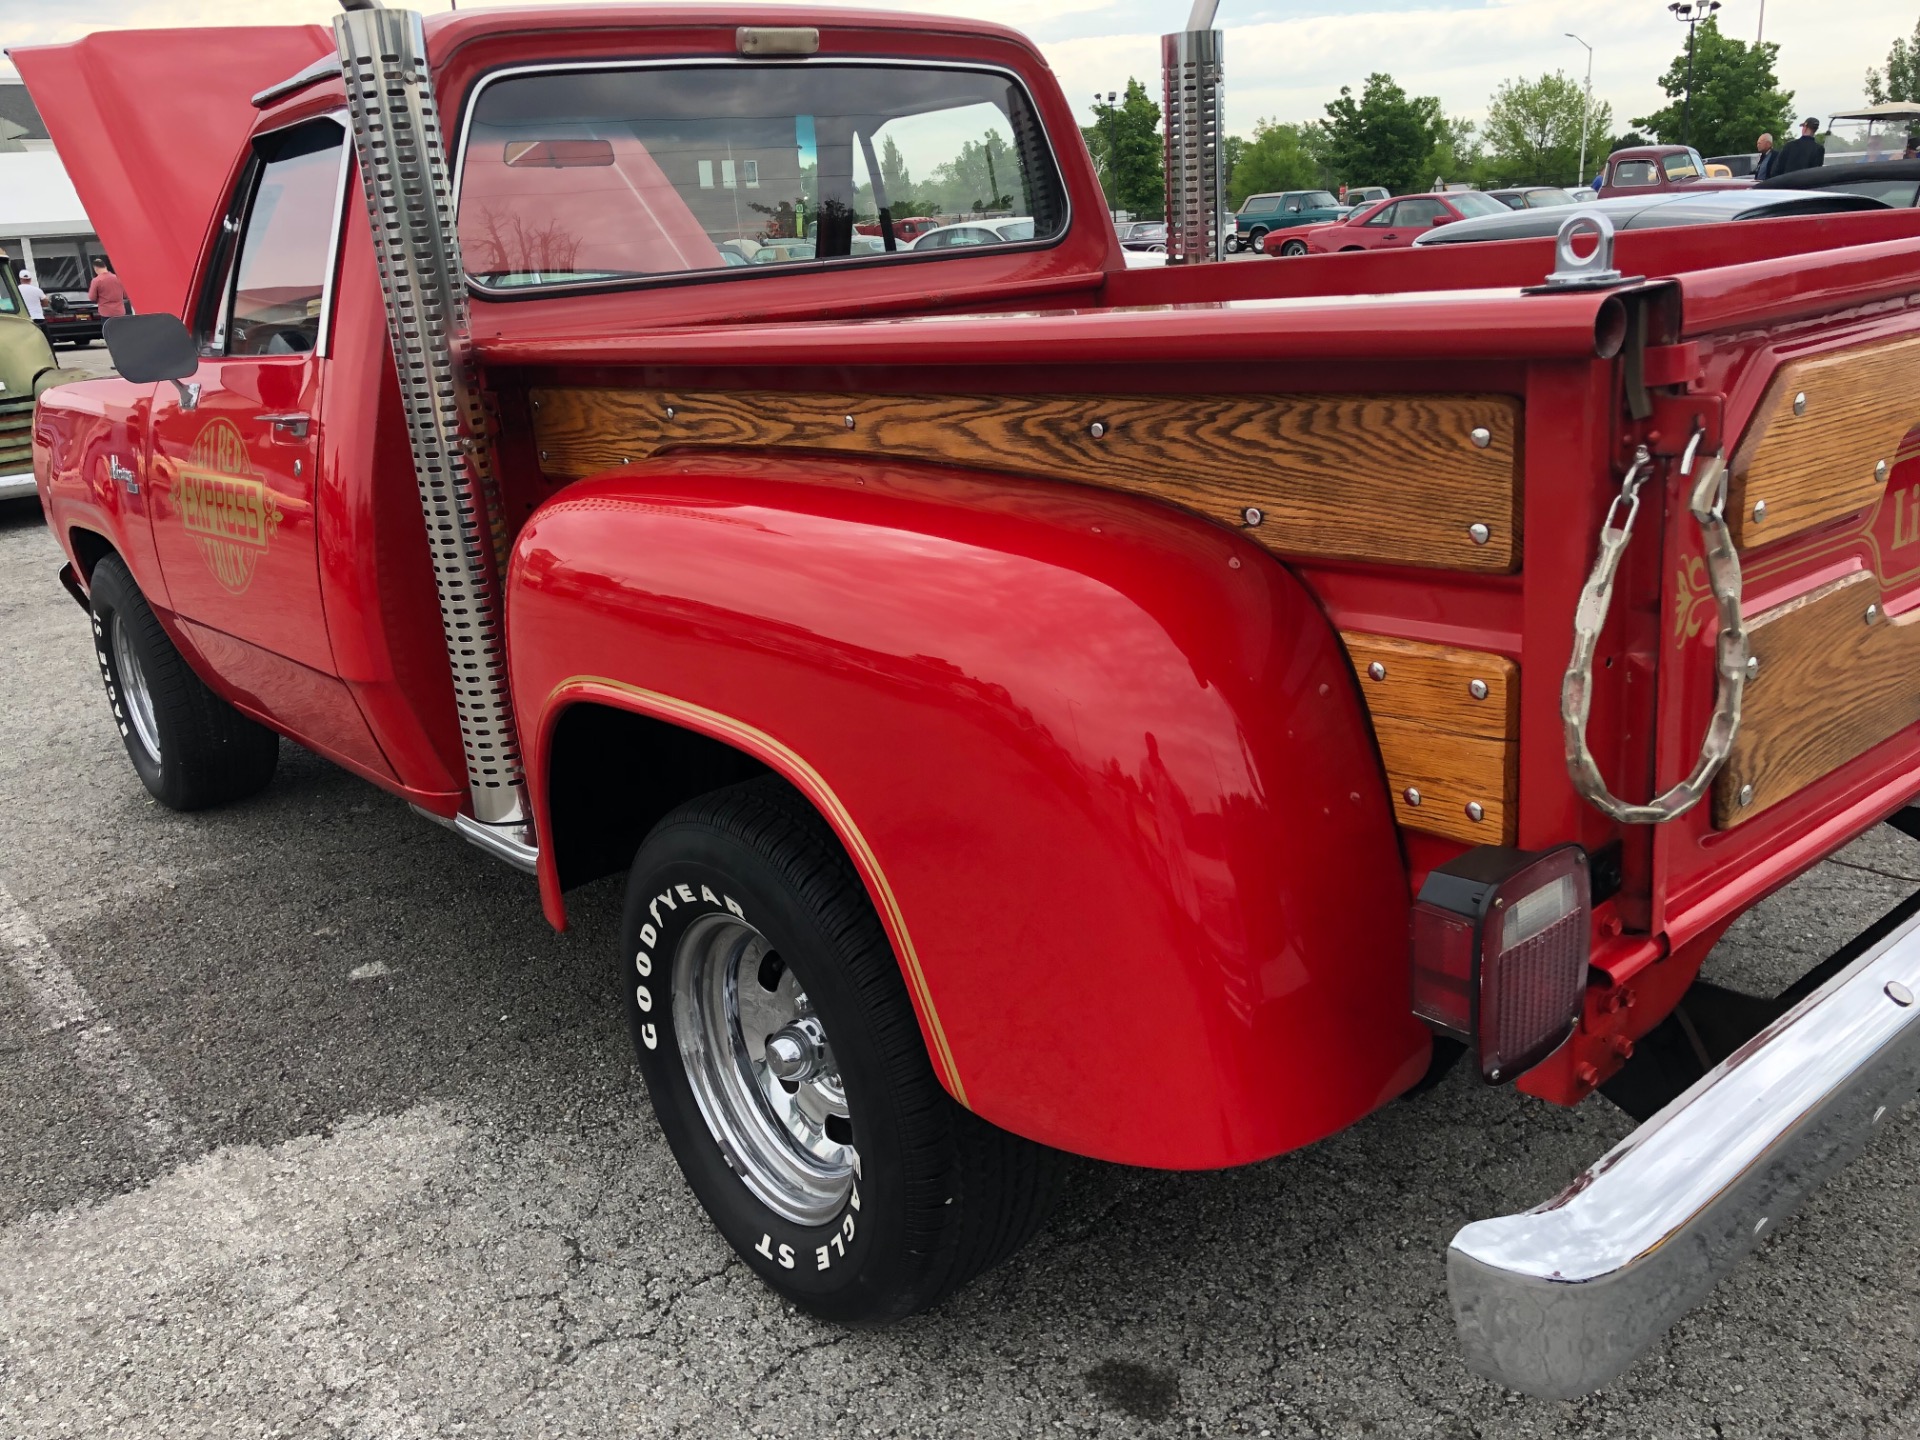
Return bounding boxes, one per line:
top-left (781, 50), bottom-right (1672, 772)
top-left (68, 528), bottom-right (115, 582)
top-left (546, 701), bottom-right (771, 891)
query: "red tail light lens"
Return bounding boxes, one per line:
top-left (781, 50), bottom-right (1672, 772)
top-left (1410, 845), bottom-right (1591, 1083)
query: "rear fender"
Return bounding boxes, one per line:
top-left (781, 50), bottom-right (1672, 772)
top-left (509, 454), bottom-right (1428, 1168)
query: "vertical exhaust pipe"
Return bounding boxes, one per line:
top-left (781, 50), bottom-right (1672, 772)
top-left (334, 6), bottom-right (535, 854)
top-left (1162, 2), bottom-right (1225, 264)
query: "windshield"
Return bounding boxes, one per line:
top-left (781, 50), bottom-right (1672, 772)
top-left (1662, 150), bottom-right (1706, 180)
top-left (1449, 192), bottom-right (1509, 218)
top-left (458, 63), bottom-right (1067, 290)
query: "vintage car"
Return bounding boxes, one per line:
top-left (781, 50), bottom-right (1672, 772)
top-left (0, 263), bottom-right (63, 500)
top-left (1229, 188), bottom-right (1345, 252)
top-left (1598, 143), bottom-right (1752, 194)
top-left (20, 3), bottom-right (1920, 1403)
top-left (1413, 188), bottom-right (1887, 246)
top-left (1284, 190), bottom-right (1510, 254)
top-left (1487, 185), bottom-right (1579, 210)
top-left (1342, 184), bottom-right (1391, 207)
top-left (1759, 156), bottom-right (1920, 208)
top-left (1116, 220), bottom-right (1168, 252)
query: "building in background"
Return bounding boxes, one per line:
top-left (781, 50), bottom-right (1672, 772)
top-left (0, 81), bottom-right (111, 310)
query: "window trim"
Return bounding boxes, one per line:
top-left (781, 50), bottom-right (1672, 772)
top-left (195, 113), bottom-right (352, 361)
top-left (449, 56), bottom-right (1073, 301)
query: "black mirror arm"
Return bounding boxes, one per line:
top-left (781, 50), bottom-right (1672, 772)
top-left (169, 378), bottom-right (202, 411)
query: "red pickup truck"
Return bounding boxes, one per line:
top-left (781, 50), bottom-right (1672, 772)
top-left (19, 5), bottom-right (1920, 1399)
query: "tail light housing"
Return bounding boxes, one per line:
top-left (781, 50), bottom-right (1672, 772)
top-left (1410, 845), bottom-right (1591, 1083)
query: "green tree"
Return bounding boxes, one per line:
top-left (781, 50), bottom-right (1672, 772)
top-left (1083, 79), bottom-right (1165, 218)
top-left (1425, 113), bottom-right (1482, 189)
top-left (1866, 17), bottom-right (1920, 103)
top-left (1221, 134), bottom-right (1247, 198)
top-left (1318, 73), bottom-right (1448, 196)
top-left (1227, 120), bottom-right (1321, 205)
top-left (1632, 17), bottom-right (1791, 158)
top-left (1483, 72), bottom-right (1614, 186)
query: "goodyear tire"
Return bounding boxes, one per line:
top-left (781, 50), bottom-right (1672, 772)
top-left (88, 556), bottom-right (278, 809)
top-left (623, 777), bottom-right (1062, 1323)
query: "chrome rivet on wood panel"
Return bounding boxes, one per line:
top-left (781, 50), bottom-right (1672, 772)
top-left (1468, 678), bottom-right (1489, 700)
top-left (1746, 655), bottom-right (1759, 678)
top-left (1792, 392), bottom-right (1807, 416)
top-left (1751, 500), bottom-right (1767, 523)
top-left (1089, 421), bottom-right (1107, 439)
top-left (1465, 802), bottom-right (1485, 822)
top-left (1867, 604), bottom-right (1882, 625)
top-left (539, 450), bottom-right (549, 461)
top-left (1367, 661), bottom-right (1386, 681)
top-left (1468, 523), bottom-right (1491, 545)
top-left (844, 415), bottom-right (856, 430)
top-left (665, 405), bottom-right (676, 420)
top-left (1739, 783), bottom-right (1755, 807)
top-left (1243, 506), bottom-right (1264, 526)
top-left (1877, 459), bottom-right (1890, 483)
top-left (1470, 427), bottom-right (1492, 448)
top-left (1404, 787), bottom-right (1422, 806)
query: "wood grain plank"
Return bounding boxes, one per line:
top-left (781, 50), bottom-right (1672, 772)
top-left (1369, 715), bottom-right (1517, 845)
top-left (529, 387), bottom-right (1522, 572)
top-left (1729, 335), bottom-right (1920, 549)
top-left (1714, 569), bottom-right (1920, 826)
top-left (1340, 632), bottom-right (1518, 740)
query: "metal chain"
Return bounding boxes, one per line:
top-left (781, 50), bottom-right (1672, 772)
top-left (1562, 439), bottom-right (1747, 824)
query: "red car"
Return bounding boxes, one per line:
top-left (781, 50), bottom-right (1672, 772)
top-left (1286, 191), bottom-right (1512, 255)
top-left (852, 215), bottom-right (940, 242)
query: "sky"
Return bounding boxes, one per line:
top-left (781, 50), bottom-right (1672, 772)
top-left (3, 0), bottom-right (1917, 139)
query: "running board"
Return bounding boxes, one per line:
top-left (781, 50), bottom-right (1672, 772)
top-left (411, 804), bottom-right (539, 874)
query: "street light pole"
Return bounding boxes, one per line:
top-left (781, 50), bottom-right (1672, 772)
top-left (1567, 33), bottom-right (1594, 186)
top-left (1093, 89), bottom-right (1118, 217)
top-left (1667, 2), bottom-right (1721, 151)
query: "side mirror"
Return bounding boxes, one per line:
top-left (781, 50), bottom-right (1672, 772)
top-left (104, 313), bottom-right (197, 384)
top-left (1430, 215), bottom-right (1455, 227)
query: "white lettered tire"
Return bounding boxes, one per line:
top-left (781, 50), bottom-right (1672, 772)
top-left (622, 778), bottom-right (1062, 1322)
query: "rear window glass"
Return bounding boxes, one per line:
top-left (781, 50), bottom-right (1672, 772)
top-left (457, 64), bottom-right (1067, 292)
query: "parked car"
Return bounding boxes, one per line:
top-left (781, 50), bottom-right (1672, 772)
top-left (853, 216), bottom-right (941, 243)
top-left (0, 264), bottom-right (64, 500)
top-left (37, 289), bottom-right (104, 348)
top-left (1488, 186), bottom-right (1579, 210)
top-left (1343, 185), bottom-right (1390, 207)
top-left (910, 217), bottom-right (1035, 250)
top-left (1116, 220), bottom-right (1167, 252)
top-left (1290, 190), bottom-right (1511, 255)
top-left (1412, 188), bottom-right (1888, 245)
top-left (1229, 189), bottom-right (1344, 253)
top-left (1598, 144), bottom-right (1751, 194)
top-left (1758, 157), bottom-right (1920, 208)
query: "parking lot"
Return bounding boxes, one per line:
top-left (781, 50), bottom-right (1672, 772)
top-left (2, 483), bottom-right (1919, 1438)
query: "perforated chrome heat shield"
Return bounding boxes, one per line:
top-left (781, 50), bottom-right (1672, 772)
top-left (1161, 28), bottom-right (1225, 265)
top-left (334, 6), bottom-right (530, 832)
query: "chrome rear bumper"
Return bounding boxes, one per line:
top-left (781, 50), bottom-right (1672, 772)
top-left (1449, 899), bottom-right (1920, 1398)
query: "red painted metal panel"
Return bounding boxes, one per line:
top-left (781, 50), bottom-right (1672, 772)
top-left (507, 454), bottom-right (1431, 1168)
top-left (11, 26), bottom-right (333, 319)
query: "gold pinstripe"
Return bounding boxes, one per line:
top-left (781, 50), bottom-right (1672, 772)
top-left (550, 676), bottom-right (968, 1106)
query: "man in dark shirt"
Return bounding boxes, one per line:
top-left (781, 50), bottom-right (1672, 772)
top-left (88, 257), bottom-right (129, 319)
top-left (1775, 118), bottom-right (1826, 176)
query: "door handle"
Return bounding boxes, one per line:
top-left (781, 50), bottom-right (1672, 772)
top-left (259, 412), bottom-right (311, 440)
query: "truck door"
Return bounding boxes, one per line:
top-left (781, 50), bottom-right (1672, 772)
top-left (146, 117), bottom-right (345, 676)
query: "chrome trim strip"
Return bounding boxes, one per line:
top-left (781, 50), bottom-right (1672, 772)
top-left (448, 55), bottom-right (1073, 300)
top-left (0, 469), bottom-right (37, 501)
top-left (316, 114), bottom-right (352, 361)
top-left (252, 55), bottom-right (345, 110)
top-left (336, 6), bottom-right (530, 829)
top-left (410, 805), bottom-right (541, 874)
top-left (1450, 902), bottom-right (1920, 1398)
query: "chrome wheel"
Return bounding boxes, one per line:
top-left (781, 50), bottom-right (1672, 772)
top-left (673, 911), bottom-right (857, 1225)
top-left (111, 612), bottom-right (161, 762)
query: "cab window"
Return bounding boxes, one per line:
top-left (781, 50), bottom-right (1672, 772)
top-left (196, 118), bottom-right (344, 356)
top-left (1662, 151), bottom-right (1703, 180)
top-left (1612, 160), bottom-right (1659, 187)
top-left (458, 63), bottom-right (1067, 292)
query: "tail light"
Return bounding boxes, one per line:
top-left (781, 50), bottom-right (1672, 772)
top-left (1410, 845), bottom-right (1591, 1083)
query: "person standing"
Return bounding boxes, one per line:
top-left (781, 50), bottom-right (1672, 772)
top-left (87, 256), bottom-right (129, 322)
top-left (1752, 133), bottom-right (1778, 181)
top-left (1775, 118), bottom-right (1825, 177)
top-left (18, 270), bottom-right (47, 333)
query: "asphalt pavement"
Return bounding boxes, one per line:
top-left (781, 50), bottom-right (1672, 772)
top-left (3, 478), bottom-right (1919, 1438)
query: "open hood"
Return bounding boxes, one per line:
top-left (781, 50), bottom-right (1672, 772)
top-left (10, 26), bottom-right (333, 320)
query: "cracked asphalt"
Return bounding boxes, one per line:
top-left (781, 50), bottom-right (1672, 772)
top-left (4, 489), bottom-right (1920, 1439)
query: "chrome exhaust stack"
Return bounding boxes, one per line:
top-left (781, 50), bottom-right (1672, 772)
top-left (333, 6), bottom-right (535, 860)
top-left (1161, 2), bottom-right (1225, 264)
